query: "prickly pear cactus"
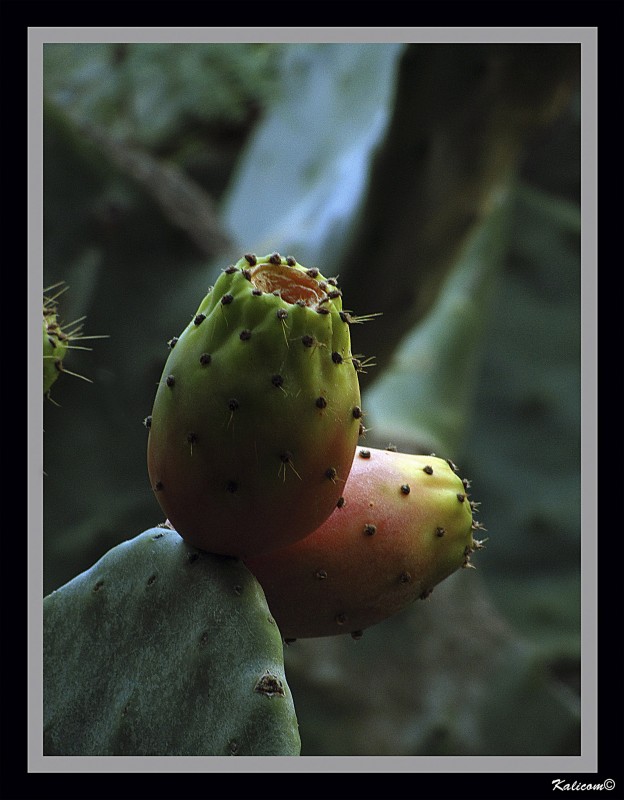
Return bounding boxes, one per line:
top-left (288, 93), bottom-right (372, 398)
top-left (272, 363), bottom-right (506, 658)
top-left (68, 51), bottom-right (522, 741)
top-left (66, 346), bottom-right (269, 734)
top-left (245, 446), bottom-right (482, 639)
top-left (43, 282), bottom-right (104, 399)
top-left (147, 252), bottom-right (364, 558)
top-left (43, 527), bottom-right (301, 756)
top-left (43, 285), bottom-right (72, 396)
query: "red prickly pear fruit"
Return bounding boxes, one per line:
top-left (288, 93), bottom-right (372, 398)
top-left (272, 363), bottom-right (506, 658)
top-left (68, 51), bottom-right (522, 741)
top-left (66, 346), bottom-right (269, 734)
top-left (245, 447), bottom-right (481, 639)
top-left (147, 253), bottom-right (364, 559)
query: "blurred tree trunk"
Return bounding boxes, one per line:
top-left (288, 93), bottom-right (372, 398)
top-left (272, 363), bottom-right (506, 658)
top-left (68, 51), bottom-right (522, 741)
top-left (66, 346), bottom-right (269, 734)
top-left (337, 43), bottom-right (580, 389)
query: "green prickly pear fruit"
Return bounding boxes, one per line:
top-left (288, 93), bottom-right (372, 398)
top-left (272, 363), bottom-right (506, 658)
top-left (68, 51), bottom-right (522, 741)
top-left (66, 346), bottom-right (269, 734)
top-left (43, 285), bottom-right (70, 396)
top-left (147, 252), bottom-right (364, 558)
top-left (43, 282), bottom-right (105, 399)
top-left (44, 528), bottom-right (301, 756)
top-left (245, 446), bottom-right (483, 639)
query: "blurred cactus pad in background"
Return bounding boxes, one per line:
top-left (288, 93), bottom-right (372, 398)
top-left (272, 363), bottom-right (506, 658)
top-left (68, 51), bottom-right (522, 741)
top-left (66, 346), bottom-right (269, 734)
top-left (42, 41), bottom-right (582, 757)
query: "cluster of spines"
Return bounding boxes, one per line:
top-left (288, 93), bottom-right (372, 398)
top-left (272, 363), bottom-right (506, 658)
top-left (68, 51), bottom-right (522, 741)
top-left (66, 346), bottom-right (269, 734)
top-left (43, 282), bottom-right (107, 397)
top-left (433, 452), bottom-right (488, 568)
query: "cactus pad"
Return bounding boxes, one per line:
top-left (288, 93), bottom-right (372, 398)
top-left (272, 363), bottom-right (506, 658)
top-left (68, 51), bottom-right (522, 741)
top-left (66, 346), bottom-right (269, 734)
top-left (245, 447), bottom-right (481, 639)
top-left (43, 527), bottom-right (301, 756)
top-left (147, 253), bottom-right (363, 558)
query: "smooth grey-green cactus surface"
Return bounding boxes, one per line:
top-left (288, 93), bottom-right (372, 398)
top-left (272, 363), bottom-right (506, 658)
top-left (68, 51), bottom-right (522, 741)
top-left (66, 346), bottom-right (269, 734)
top-left (43, 527), bottom-right (300, 756)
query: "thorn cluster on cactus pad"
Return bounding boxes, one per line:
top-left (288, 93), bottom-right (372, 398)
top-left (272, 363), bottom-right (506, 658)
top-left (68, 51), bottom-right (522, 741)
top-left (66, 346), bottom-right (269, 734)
top-left (147, 253), bottom-right (365, 558)
top-left (245, 447), bottom-right (482, 639)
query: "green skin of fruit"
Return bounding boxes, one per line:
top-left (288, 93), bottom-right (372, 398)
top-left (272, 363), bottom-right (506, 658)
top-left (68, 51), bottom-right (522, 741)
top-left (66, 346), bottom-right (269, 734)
top-left (43, 313), bottom-right (68, 395)
top-left (147, 253), bottom-right (362, 559)
top-left (244, 447), bottom-right (477, 639)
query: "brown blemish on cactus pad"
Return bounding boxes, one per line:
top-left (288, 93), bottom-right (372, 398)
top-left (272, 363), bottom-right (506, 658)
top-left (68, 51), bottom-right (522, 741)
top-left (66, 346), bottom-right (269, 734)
top-left (248, 262), bottom-right (325, 306)
top-left (146, 574), bottom-right (157, 586)
top-left (331, 351), bottom-right (343, 364)
top-left (93, 580), bottom-right (104, 592)
top-left (336, 496), bottom-right (346, 508)
top-left (166, 375), bottom-right (175, 387)
top-left (271, 374), bottom-right (284, 388)
top-left (352, 406), bottom-right (362, 419)
top-left (316, 396), bottom-right (327, 409)
top-left (314, 569), bottom-right (328, 580)
top-left (457, 493), bottom-right (466, 502)
top-left (254, 672), bottom-right (285, 697)
top-left (168, 336), bottom-right (178, 349)
top-left (436, 527), bottom-right (446, 537)
top-left (244, 253), bottom-right (257, 266)
top-left (423, 465), bottom-right (434, 475)
top-left (359, 449), bottom-right (371, 459)
top-left (302, 334), bottom-right (314, 347)
top-left (364, 524), bottom-right (377, 536)
top-left (239, 329), bottom-right (252, 341)
top-left (325, 467), bottom-right (338, 482)
top-left (400, 484), bottom-right (410, 495)
top-left (399, 571), bottom-right (412, 583)
top-left (199, 353), bottom-right (211, 365)
top-left (224, 265), bottom-right (237, 274)
top-left (194, 313), bottom-right (206, 326)
top-left (221, 294), bottom-right (234, 305)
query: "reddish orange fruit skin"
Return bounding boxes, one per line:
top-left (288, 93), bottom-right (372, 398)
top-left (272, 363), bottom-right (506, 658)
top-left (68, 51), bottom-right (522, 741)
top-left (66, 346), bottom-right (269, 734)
top-left (245, 447), bottom-right (477, 639)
